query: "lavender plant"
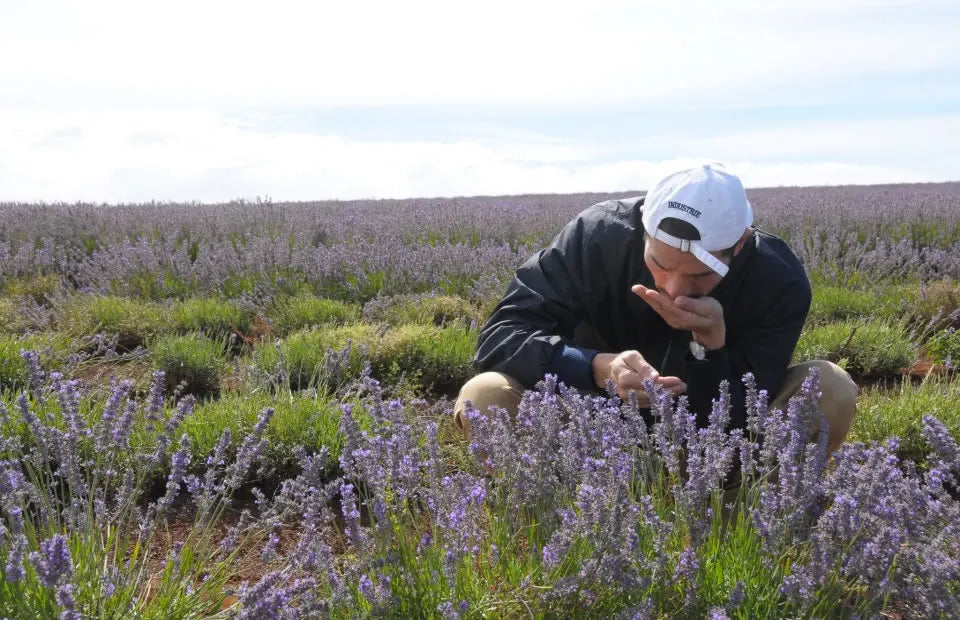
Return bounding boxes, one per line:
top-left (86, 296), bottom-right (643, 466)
top-left (3, 345), bottom-right (959, 618)
top-left (0, 352), bottom-right (294, 618)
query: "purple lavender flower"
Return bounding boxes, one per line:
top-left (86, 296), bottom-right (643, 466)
top-left (339, 483), bottom-right (368, 550)
top-left (146, 370), bottom-right (166, 424)
top-left (235, 571), bottom-right (319, 619)
top-left (728, 580), bottom-right (746, 608)
top-left (223, 408), bottom-right (274, 490)
top-left (30, 534), bottom-right (73, 588)
top-left (157, 435), bottom-right (192, 512)
top-left (96, 380), bottom-right (132, 454)
top-left (20, 349), bottom-right (46, 400)
top-left (4, 532), bottom-right (27, 583)
top-left (923, 415), bottom-right (959, 466)
top-left (112, 398), bottom-right (136, 449)
top-left (358, 573), bottom-right (375, 601)
top-left (437, 600), bottom-right (460, 619)
top-left (56, 582), bottom-right (81, 620)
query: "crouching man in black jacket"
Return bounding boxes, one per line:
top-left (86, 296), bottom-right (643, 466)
top-left (454, 164), bottom-right (857, 454)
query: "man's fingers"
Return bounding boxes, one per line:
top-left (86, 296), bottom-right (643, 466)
top-left (616, 372), bottom-right (651, 393)
top-left (675, 295), bottom-right (722, 319)
top-left (618, 373), bottom-right (686, 395)
top-left (646, 292), bottom-right (714, 330)
top-left (656, 375), bottom-right (685, 388)
top-left (622, 350), bottom-right (657, 377)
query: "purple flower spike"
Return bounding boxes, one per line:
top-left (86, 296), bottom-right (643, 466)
top-left (30, 534), bottom-right (74, 588)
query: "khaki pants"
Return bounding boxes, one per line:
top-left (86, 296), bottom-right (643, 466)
top-left (453, 360), bottom-right (858, 455)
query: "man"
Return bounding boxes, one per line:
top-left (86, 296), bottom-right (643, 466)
top-left (454, 164), bottom-right (857, 453)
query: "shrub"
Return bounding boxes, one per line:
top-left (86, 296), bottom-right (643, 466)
top-left (57, 295), bottom-right (167, 351)
top-left (254, 323), bottom-right (477, 395)
top-left (150, 333), bottom-right (230, 398)
top-left (927, 327), bottom-right (960, 365)
top-left (852, 374), bottom-right (960, 463)
top-left (2, 273), bottom-right (61, 302)
top-left (808, 286), bottom-right (877, 324)
top-left (170, 297), bottom-right (253, 341)
top-left (185, 391), bottom-right (344, 471)
top-left (910, 278), bottom-right (960, 327)
top-left (0, 297), bottom-right (47, 334)
top-left (362, 293), bottom-right (482, 327)
top-left (793, 319), bottom-right (916, 378)
top-left (375, 323), bottom-right (477, 394)
top-left (255, 324), bottom-right (377, 392)
top-left (268, 295), bottom-right (361, 334)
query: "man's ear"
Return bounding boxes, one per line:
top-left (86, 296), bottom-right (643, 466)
top-left (733, 229), bottom-right (751, 256)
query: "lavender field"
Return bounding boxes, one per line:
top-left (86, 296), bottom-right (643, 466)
top-left (1, 183), bottom-right (959, 618)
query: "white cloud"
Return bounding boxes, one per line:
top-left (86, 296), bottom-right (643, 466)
top-left (0, 105), bottom-right (954, 203)
top-left (2, 0), bottom-right (958, 107)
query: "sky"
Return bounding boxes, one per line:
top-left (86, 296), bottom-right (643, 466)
top-left (1, 0), bottom-right (959, 203)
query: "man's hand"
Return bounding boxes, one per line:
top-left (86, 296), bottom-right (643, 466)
top-left (592, 350), bottom-right (687, 405)
top-left (631, 285), bottom-right (726, 351)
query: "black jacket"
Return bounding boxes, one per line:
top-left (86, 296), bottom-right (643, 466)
top-left (473, 196), bottom-right (811, 430)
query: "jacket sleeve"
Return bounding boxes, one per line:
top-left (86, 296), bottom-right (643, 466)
top-left (683, 277), bottom-right (811, 430)
top-left (473, 213), bottom-right (606, 389)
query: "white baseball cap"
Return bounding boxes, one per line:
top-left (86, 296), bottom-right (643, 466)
top-left (641, 163), bottom-right (753, 277)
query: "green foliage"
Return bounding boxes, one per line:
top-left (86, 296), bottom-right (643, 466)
top-left (150, 333), bottom-right (229, 399)
top-left (376, 323), bottom-right (477, 393)
top-left (1, 273), bottom-right (61, 302)
top-left (255, 322), bottom-right (477, 395)
top-left (852, 374), bottom-right (960, 463)
top-left (0, 297), bottom-right (40, 334)
top-left (184, 391), bottom-right (344, 471)
top-left (907, 278), bottom-right (960, 326)
top-left (111, 268), bottom-right (196, 300)
top-left (927, 327), bottom-right (960, 364)
top-left (268, 295), bottom-right (361, 334)
top-left (57, 295), bottom-right (167, 351)
top-left (793, 319), bottom-right (916, 378)
top-left (808, 286), bottom-right (880, 324)
top-left (255, 324), bottom-right (377, 392)
top-left (0, 334), bottom-right (68, 392)
top-left (170, 297), bottom-right (253, 340)
top-left (362, 293), bottom-right (482, 327)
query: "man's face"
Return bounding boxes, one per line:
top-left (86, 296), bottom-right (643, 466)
top-left (643, 236), bottom-right (726, 301)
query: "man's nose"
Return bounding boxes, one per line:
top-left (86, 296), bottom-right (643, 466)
top-left (659, 275), bottom-right (685, 301)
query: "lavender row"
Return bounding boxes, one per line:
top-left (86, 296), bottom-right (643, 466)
top-left (3, 184), bottom-right (960, 300)
top-left (3, 184), bottom-right (960, 249)
top-left (3, 233), bottom-right (958, 303)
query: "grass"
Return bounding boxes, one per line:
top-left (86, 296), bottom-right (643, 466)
top-left (170, 297), bottom-right (253, 341)
top-left (56, 294), bottom-right (168, 351)
top-left (254, 322), bottom-right (478, 395)
top-left (1, 273), bottom-right (61, 302)
top-left (150, 333), bottom-right (231, 399)
top-left (183, 390), bottom-right (345, 473)
top-left (266, 294), bottom-right (361, 334)
top-left (0, 333), bottom-right (70, 392)
top-left (927, 327), bottom-right (960, 364)
top-left (808, 286), bottom-right (886, 325)
top-left (254, 323), bottom-right (377, 392)
top-left (907, 278), bottom-right (960, 326)
top-left (362, 293), bottom-right (483, 327)
top-left (0, 296), bottom-right (45, 334)
top-left (793, 318), bottom-right (917, 379)
top-left (851, 372), bottom-right (960, 463)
